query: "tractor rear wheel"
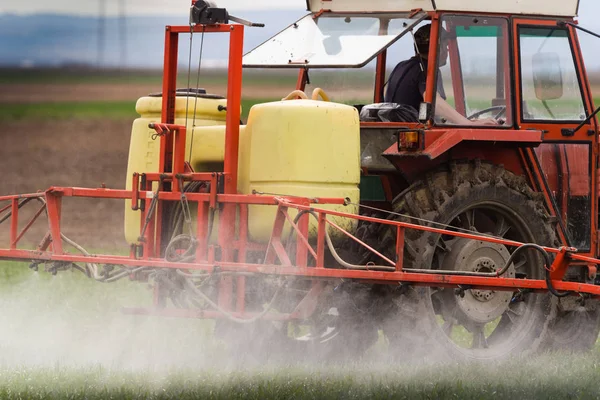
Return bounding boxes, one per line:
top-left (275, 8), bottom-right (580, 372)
top-left (376, 162), bottom-right (556, 360)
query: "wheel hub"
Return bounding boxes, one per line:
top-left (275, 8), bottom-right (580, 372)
top-left (441, 238), bottom-right (515, 326)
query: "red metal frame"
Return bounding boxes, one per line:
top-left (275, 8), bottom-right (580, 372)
top-left (0, 13), bottom-right (599, 323)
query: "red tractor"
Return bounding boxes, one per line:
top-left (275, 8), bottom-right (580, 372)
top-left (2, 0), bottom-right (600, 361)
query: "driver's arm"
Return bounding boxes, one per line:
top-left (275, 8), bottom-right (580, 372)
top-left (429, 93), bottom-right (498, 126)
top-left (435, 96), bottom-right (473, 125)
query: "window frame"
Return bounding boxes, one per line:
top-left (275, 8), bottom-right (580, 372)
top-left (433, 14), bottom-right (515, 129)
top-left (516, 24), bottom-right (590, 124)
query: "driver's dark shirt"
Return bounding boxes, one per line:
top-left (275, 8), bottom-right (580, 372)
top-left (385, 56), bottom-right (446, 110)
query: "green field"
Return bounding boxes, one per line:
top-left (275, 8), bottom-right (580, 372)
top-left (1, 355), bottom-right (600, 399)
top-left (1, 261), bottom-right (600, 399)
top-left (0, 99), bottom-right (277, 121)
top-left (3, 98), bottom-right (599, 122)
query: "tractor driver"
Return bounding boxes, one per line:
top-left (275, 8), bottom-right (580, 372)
top-left (385, 24), bottom-right (498, 126)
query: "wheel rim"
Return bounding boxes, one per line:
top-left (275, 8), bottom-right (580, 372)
top-left (423, 203), bottom-right (545, 358)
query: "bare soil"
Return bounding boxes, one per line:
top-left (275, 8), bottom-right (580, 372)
top-left (0, 83), bottom-right (161, 103)
top-left (0, 118), bottom-right (132, 249)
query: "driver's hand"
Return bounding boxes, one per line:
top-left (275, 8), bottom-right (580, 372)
top-left (473, 117), bottom-right (500, 126)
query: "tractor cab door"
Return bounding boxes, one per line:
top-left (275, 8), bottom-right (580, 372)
top-left (433, 15), bottom-right (513, 127)
top-left (513, 18), bottom-right (598, 253)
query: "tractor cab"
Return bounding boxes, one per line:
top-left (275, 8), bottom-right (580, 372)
top-left (244, 0), bottom-right (597, 253)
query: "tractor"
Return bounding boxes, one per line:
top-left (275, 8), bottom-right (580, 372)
top-left (2, 0), bottom-right (600, 361)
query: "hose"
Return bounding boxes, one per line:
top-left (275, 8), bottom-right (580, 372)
top-left (293, 210), bottom-right (396, 272)
top-left (293, 211), bottom-right (572, 298)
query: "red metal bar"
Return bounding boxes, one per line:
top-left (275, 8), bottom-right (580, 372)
top-left (446, 21), bottom-right (467, 116)
top-left (550, 247), bottom-right (574, 280)
top-left (282, 207), bottom-right (318, 262)
top-left (224, 25), bottom-right (244, 195)
top-left (0, 193), bottom-right (45, 201)
top-left (295, 211), bottom-right (311, 267)
top-left (131, 173), bottom-right (140, 210)
top-left (315, 212), bottom-right (326, 268)
top-left (44, 193), bottom-right (63, 254)
top-left (265, 205), bottom-right (289, 265)
top-left (142, 180), bottom-right (157, 258)
top-left (395, 227), bottom-right (405, 271)
top-left (9, 199), bottom-right (18, 250)
top-left (196, 201), bottom-right (209, 262)
top-left (374, 51), bottom-right (387, 103)
top-left (424, 15), bottom-right (441, 105)
top-left (161, 26), bottom-right (179, 178)
top-left (209, 174), bottom-right (218, 209)
top-left (13, 202), bottom-right (46, 246)
top-left (325, 218), bottom-right (396, 267)
top-left (48, 187), bottom-right (133, 199)
top-left (296, 68), bottom-right (308, 91)
top-left (293, 202), bottom-right (559, 255)
top-left (1, 247), bottom-right (600, 296)
top-left (219, 30), bottom-right (243, 319)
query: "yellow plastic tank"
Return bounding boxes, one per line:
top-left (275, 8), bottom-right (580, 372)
top-left (124, 94), bottom-right (230, 244)
top-left (124, 97), bottom-right (361, 246)
top-left (239, 100), bottom-right (361, 242)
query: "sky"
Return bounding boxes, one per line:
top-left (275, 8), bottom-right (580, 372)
top-left (0, 0), bottom-right (301, 16)
top-left (0, 1), bottom-right (598, 28)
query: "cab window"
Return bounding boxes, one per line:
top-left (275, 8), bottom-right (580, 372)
top-left (436, 16), bottom-right (512, 126)
top-left (518, 27), bottom-right (586, 122)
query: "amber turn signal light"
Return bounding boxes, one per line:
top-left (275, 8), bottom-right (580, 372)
top-left (397, 130), bottom-right (422, 151)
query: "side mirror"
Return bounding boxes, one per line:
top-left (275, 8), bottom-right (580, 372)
top-left (532, 52), bottom-right (563, 101)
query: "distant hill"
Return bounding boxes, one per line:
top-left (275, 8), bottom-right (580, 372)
top-left (0, 10), bottom-right (306, 68)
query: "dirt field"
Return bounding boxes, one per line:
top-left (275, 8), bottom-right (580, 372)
top-left (0, 77), bottom-right (298, 251)
top-left (0, 118), bottom-right (133, 249)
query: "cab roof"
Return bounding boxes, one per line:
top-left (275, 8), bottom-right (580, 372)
top-left (306, 0), bottom-right (579, 18)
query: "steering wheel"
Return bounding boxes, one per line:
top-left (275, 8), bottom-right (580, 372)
top-left (467, 106), bottom-right (507, 121)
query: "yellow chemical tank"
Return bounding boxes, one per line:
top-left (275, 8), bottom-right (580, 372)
top-left (124, 96), bottom-right (361, 246)
top-left (239, 100), bottom-right (361, 243)
top-left (124, 94), bottom-right (229, 244)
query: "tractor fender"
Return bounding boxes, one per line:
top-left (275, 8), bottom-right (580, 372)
top-left (382, 128), bottom-right (544, 184)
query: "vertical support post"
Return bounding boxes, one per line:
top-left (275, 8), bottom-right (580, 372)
top-left (223, 25), bottom-right (244, 195)
top-left (9, 199), bottom-right (18, 250)
top-left (142, 180), bottom-right (156, 259)
top-left (160, 26), bottom-right (179, 176)
top-left (296, 212), bottom-right (310, 267)
top-left (395, 226), bottom-right (405, 271)
top-left (374, 51), bottom-right (387, 103)
top-left (296, 68), bottom-right (308, 91)
top-left (217, 24), bottom-right (244, 314)
top-left (45, 193), bottom-right (63, 254)
top-left (196, 201), bottom-right (209, 261)
top-left (424, 15), bottom-right (441, 106)
top-left (172, 126), bottom-right (187, 188)
top-left (315, 212), bottom-right (327, 269)
top-left (265, 205), bottom-right (289, 265)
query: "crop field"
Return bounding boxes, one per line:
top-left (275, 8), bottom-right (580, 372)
top-left (1, 68), bottom-right (600, 399)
